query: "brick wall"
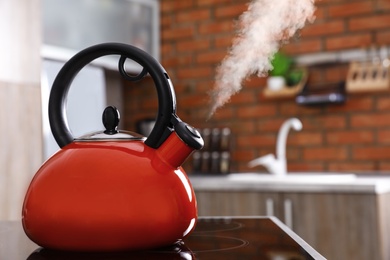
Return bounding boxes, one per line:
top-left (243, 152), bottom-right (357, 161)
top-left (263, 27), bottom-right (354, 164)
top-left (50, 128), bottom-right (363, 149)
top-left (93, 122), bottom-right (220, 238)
top-left (123, 0), bottom-right (390, 174)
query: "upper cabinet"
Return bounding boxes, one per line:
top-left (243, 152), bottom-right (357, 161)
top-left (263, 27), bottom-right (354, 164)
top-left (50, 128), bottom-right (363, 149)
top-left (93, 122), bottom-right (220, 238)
top-left (42, 0), bottom-right (160, 70)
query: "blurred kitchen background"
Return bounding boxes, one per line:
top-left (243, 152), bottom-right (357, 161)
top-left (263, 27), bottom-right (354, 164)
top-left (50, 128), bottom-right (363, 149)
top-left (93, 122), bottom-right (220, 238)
top-left (1, 0), bottom-right (390, 259)
top-left (139, 0), bottom-right (390, 174)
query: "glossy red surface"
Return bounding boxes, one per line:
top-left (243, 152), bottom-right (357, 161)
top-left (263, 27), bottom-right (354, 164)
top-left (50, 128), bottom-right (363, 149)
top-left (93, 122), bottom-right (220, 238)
top-left (22, 132), bottom-right (197, 252)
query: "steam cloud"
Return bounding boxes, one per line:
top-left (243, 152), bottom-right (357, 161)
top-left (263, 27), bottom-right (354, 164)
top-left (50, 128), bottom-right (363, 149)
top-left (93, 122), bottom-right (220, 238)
top-left (209, 0), bottom-right (316, 118)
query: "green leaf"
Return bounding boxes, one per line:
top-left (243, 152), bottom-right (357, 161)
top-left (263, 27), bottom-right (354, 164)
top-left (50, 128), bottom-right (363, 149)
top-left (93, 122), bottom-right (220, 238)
top-left (270, 52), bottom-right (293, 77)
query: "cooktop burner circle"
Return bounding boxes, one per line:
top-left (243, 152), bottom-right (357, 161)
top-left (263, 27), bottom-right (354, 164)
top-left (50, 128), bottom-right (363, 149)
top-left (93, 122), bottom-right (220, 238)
top-left (184, 234), bottom-right (249, 253)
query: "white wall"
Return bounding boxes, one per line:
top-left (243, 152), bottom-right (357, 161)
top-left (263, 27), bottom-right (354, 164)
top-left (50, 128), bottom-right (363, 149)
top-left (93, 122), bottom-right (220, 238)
top-left (0, 0), bottom-right (43, 220)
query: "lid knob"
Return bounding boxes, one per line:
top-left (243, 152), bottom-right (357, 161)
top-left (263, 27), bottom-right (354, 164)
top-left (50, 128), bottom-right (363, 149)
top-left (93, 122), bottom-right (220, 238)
top-left (103, 106), bottom-right (120, 135)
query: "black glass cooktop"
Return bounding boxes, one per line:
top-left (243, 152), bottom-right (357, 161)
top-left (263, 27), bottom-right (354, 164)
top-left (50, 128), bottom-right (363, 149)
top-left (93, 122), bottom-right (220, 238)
top-left (0, 217), bottom-right (325, 260)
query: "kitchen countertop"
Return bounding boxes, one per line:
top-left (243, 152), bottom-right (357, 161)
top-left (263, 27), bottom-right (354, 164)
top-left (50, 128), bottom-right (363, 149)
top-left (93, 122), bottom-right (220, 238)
top-left (189, 173), bottom-right (390, 194)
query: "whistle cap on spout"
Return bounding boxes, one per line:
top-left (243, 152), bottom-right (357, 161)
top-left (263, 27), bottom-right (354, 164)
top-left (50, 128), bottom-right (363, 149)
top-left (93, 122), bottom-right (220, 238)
top-left (175, 121), bottom-right (204, 150)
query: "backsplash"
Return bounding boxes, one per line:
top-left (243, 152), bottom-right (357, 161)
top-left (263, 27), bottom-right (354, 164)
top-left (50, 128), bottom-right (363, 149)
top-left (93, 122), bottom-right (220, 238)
top-left (123, 0), bottom-right (390, 173)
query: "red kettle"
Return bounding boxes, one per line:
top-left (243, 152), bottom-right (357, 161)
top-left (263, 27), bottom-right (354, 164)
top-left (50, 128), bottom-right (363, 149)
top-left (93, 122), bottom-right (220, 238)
top-left (22, 43), bottom-right (204, 252)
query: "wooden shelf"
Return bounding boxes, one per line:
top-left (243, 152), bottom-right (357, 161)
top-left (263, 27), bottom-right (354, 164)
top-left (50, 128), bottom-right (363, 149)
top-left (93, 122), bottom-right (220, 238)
top-left (262, 68), bottom-right (308, 99)
top-left (263, 84), bottom-right (304, 98)
top-left (346, 62), bottom-right (390, 93)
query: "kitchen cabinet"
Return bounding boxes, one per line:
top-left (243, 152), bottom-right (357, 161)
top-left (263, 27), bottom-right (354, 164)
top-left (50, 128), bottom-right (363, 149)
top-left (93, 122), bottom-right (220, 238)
top-left (42, 0), bottom-right (160, 70)
top-left (195, 191), bottom-right (278, 217)
top-left (191, 175), bottom-right (390, 260)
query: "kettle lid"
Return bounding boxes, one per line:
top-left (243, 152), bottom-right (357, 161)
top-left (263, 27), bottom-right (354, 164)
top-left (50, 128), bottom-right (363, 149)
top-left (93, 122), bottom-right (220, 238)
top-left (75, 106), bottom-right (145, 142)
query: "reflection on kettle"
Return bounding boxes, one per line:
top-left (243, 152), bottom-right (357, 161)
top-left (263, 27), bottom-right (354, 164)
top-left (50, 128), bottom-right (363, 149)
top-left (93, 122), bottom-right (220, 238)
top-left (22, 43), bottom-right (204, 252)
top-left (27, 241), bottom-right (194, 260)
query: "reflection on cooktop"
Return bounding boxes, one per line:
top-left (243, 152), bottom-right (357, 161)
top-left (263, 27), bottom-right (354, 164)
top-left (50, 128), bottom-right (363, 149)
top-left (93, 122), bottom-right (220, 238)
top-left (27, 242), bottom-right (193, 260)
top-left (24, 217), bottom-right (322, 260)
top-left (0, 217), bottom-right (324, 260)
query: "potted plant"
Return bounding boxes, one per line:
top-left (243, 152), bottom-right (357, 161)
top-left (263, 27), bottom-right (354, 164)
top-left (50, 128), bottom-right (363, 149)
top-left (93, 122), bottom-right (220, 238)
top-left (267, 52), bottom-right (304, 91)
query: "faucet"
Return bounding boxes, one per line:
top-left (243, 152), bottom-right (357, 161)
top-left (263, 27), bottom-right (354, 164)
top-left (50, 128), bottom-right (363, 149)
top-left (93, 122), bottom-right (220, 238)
top-left (248, 118), bottom-right (302, 177)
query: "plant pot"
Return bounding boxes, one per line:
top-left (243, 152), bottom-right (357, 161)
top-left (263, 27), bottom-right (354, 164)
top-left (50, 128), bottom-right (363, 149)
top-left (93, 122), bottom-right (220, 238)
top-left (267, 76), bottom-right (286, 91)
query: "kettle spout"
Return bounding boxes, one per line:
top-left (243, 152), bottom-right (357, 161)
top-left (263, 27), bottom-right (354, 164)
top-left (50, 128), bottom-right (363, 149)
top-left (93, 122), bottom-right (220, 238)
top-left (157, 122), bottom-right (204, 168)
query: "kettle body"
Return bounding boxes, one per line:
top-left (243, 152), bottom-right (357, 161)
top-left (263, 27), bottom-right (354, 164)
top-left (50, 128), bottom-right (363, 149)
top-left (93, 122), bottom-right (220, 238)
top-left (22, 43), bottom-right (203, 251)
top-left (23, 140), bottom-right (197, 251)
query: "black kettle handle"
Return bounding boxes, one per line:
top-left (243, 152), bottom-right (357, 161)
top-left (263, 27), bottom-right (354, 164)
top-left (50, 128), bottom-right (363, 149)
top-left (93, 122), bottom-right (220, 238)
top-left (49, 43), bottom-right (177, 149)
